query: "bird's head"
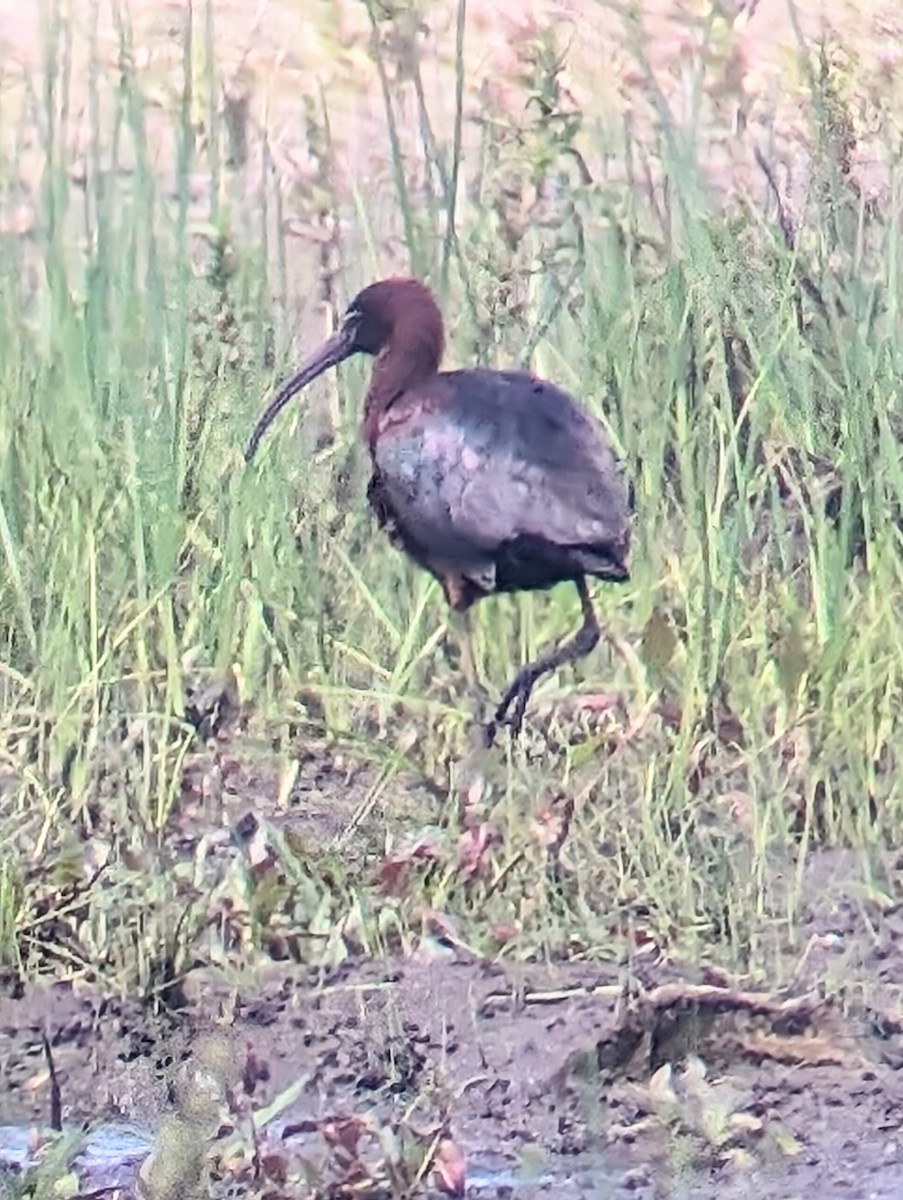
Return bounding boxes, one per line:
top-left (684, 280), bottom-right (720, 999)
top-left (244, 277), bottom-right (443, 462)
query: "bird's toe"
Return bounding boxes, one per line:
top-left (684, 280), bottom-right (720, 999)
top-left (478, 717), bottom-right (499, 749)
top-left (480, 682), bottom-right (532, 747)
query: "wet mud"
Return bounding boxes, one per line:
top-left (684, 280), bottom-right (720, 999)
top-left (4, 908), bottom-right (903, 1198)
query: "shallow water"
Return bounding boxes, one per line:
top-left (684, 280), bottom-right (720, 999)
top-left (5, 1118), bottom-right (903, 1200)
top-left (0, 1120), bottom-right (152, 1187)
top-left (0, 1121), bottom-right (628, 1196)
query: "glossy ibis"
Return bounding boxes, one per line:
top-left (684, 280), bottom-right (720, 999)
top-left (244, 278), bottom-right (632, 744)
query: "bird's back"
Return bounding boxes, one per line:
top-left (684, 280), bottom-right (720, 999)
top-left (440, 367), bottom-right (625, 481)
top-left (370, 366), bottom-right (632, 596)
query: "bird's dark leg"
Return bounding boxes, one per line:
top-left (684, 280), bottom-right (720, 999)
top-left (483, 577), bottom-right (600, 746)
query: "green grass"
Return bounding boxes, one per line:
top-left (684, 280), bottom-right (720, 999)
top-left (1, 0), bottom-right (903, 1002)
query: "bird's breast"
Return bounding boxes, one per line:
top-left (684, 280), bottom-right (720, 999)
top-left (370, 418), bottom-right (496, 564)
top-left (373, 414), bottom-right (470, 496)
top-left (372, 427), bottom-right (425, 496)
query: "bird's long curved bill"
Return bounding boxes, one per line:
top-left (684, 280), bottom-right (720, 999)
top-left (244, 330), bottom-right (351, 462)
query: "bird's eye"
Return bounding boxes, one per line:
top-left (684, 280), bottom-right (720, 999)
top-left (341, 307), bottom-right (362, 342)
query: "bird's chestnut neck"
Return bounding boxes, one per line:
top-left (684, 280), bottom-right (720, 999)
top-left (362, 315), bottom-right (443, 447)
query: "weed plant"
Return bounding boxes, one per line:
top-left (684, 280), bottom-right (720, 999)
top-left (1, 0), bottom-right (902, 1000)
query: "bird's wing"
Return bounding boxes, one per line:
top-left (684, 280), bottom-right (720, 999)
top-left (372, 370), bottom-right (630, 562)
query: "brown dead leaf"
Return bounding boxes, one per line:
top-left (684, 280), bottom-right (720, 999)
top-left (247, 833), bottom-right (276, 873)
top-left (728, 1112), bottom-right (764, 1139)
top-left (320, 1114), bottom-right (368, 1158)
top-left (687, 736), bottom-right (717, 795)
top-left (241, 1045), bottom-right (271, 1096)
top-left (653, 699), bottom-right (683, 732)
top-left (378, 856), bottom-right (411, 895)
top-left (432, 1135), bottom-right (466, 1198)
top-left (461, 772), bottom-right (486, 810)
top-left (422, 908), bottom-right (464, 948)
top-left (606, 1115), bottom-right (659, 1143)
top-left (530, 795), bottom-right (574, 853)
top-left (488, 923), bottom-right (519, 946)
top-left (717, 790), bottom-right (755, 835)
top-left (576, 690), bottom-right (622, 713)
top-left (23, 1068), bottom-right (51, 1093)
top-left (457, 822), bottom-right (497, 878)
top-left (738, 1030), bottom-right (863, 1068)
top-left (218, 1146), bottom-right (249, 1176)
top-left (378, 835), bottom-right (443, 895)
top-left (647, 1063), bottom-right (679, 1114)
top-left (258, 1148), bottom-right (289, 1184)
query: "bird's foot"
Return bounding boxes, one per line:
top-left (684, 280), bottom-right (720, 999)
top-left (480, 672), bottom-right (537, 748)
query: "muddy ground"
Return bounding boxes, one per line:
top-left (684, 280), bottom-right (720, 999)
top-left (4, 739), bottom-right (903, 1198)
top-left (3, 0), bottom-right (903, 1195)
top-left (3, 936), bottom-right (903, 1197)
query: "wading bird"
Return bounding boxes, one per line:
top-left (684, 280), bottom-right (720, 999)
top-left (244, 278), bottom-right (631, 745)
